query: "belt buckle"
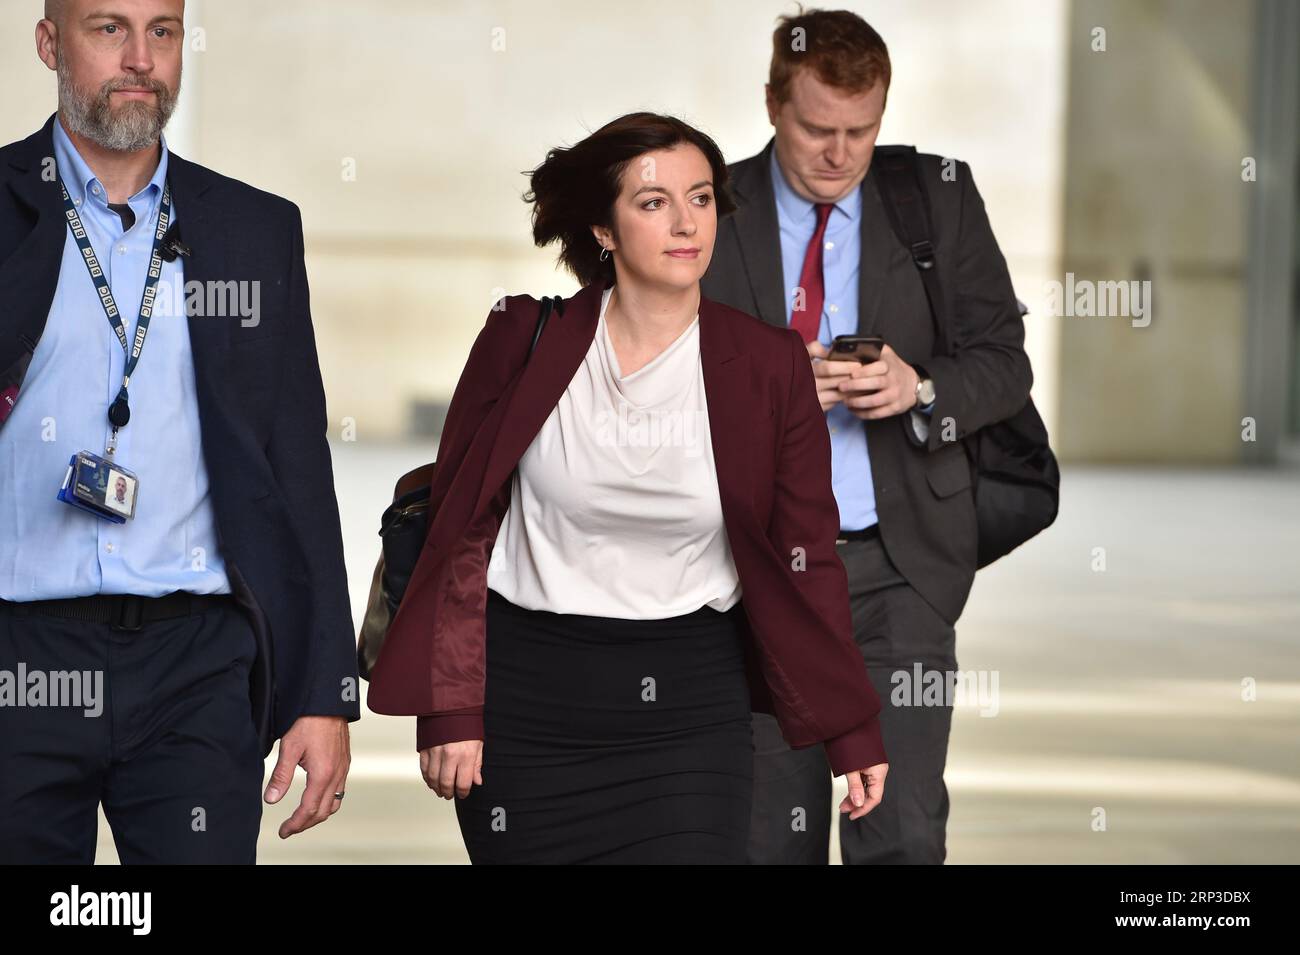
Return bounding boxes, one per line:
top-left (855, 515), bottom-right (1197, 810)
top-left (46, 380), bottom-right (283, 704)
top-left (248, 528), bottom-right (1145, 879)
top-left (111, 595), bottom-right (144, 632)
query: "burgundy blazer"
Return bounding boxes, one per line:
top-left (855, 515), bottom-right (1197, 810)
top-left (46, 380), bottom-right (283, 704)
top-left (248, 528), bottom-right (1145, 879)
top-left (364, 281), bottom-right (887, 776)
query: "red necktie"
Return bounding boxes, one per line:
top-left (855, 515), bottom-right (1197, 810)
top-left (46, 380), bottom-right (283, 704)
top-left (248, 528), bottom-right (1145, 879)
top-left (791, 202), bottom-right (835, 343)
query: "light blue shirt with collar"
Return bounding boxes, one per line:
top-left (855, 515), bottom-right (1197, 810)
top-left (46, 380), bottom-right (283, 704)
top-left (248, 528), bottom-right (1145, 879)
top-left (770, 147), bottom-right (879, 531)
top-left (0, 118), bottom-right (230, 600)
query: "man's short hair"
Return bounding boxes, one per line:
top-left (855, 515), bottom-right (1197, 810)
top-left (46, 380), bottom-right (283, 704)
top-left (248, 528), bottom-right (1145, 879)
top-left (769, 5), bottom-right (892, 107)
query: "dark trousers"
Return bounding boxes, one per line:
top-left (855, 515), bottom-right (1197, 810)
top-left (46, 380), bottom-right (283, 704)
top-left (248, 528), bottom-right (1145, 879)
top-left (0, 596), bottom-right (264, 864)
top-left (747, 536), bottom-right (957, 865)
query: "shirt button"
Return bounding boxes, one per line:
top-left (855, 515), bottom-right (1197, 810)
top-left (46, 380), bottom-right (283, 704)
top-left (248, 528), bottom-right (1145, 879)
top-left (118, 245), bottom-right (127, 255)
top-left (105, 543), bottom-right (115, 554)
top-left (830, 427), bottom-right (839, 435)
top-left (73, 198), bottom-right (82, 207)
top-left (829, 304), bottom-right (839, 313)
top-left (825, 241), bottom-right (834, 250)
top-left (92, 185), bottom-right (101, 196)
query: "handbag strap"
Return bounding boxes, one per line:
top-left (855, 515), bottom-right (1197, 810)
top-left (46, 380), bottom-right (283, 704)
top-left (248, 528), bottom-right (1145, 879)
top-left (530, 295), bottom-right (564, 356)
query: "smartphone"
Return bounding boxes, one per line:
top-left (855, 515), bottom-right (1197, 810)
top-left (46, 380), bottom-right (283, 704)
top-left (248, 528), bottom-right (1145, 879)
top-left (829, 335), bottom-right (885, 364)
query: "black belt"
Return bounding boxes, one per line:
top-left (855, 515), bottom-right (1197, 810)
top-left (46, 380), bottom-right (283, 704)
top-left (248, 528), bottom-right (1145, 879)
top-left (0, 591), bottom-right (234, 632)
top-left (836, 525), bottom-right (881, 544)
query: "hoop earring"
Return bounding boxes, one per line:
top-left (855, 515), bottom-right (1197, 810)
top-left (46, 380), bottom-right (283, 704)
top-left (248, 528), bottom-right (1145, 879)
top-left (599, 246), bottom-right (611, 262)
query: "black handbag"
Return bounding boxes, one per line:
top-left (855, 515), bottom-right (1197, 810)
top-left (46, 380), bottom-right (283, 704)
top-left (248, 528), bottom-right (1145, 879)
top-left (357, 295), bottom-right (564, 680)
top-left (873, 146), bottom-right (1060, 569)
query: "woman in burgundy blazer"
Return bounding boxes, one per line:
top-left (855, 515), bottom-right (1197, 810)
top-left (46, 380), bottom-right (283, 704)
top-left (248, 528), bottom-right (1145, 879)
top-left (366, 112), bottom-right (888, 863)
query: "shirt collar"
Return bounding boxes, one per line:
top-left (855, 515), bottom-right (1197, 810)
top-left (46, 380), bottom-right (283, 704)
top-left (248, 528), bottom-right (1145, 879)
top-left (52, 115), bottom-right (170, 210)
top-left (769, 143), bottom-right (862, 227)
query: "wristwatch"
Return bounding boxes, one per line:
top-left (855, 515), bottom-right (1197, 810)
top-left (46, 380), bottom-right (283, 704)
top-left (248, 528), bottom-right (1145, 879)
top-left (915, 374), bottom-right (936, 408)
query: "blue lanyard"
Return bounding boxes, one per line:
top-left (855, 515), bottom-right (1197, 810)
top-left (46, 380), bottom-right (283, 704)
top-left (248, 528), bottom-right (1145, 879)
top-left (58, 177), bottom-right (172, 439)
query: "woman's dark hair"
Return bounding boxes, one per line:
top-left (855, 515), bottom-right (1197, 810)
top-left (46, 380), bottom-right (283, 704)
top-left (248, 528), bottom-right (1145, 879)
top-left (524, 112), bottom-right (737, 287)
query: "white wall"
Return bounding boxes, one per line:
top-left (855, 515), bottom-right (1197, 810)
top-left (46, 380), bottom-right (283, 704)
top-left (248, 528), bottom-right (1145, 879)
top-left (0, 0), bottom-right (1068, 441)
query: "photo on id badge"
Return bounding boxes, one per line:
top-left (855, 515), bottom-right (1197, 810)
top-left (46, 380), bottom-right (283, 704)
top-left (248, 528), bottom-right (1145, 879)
top-left (105, 469), bottom-right (136, 517)
top-left (62, 451), bottom-right (140, 522)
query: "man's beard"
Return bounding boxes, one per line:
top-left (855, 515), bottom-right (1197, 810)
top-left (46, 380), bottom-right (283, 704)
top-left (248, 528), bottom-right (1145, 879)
top-left (57, 48), bottom-right (180, 153)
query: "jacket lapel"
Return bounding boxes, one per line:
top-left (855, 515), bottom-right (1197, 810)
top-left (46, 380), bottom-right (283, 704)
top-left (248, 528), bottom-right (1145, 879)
top-left (730, 139), bottom-right (786, 330)
top-left (698, 297), bottom-right (755, 526)
top-left (0, 116), bottom-right (66, 423)
top-left (472, 282), bottom-right (605, 516)
top-left (164, 152), bottom-right (234, 428)
top-left (855, 162), bottom-right (898, 339)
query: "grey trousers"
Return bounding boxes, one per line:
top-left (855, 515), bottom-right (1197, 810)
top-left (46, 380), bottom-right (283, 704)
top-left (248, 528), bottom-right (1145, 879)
top-left (746, 536), bottom-right (958, 865)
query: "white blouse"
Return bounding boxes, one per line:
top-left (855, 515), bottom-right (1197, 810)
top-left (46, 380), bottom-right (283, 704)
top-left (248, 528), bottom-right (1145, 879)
top-left (486, 286), bottom-right (743, 618)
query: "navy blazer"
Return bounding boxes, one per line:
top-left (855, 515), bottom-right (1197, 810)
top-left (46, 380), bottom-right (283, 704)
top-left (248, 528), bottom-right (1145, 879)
top-left (0, 116), bottom-right (360, 755)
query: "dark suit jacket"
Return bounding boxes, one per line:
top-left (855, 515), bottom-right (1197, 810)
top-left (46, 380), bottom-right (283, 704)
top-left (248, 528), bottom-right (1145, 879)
top-left (701, 138), bottom-right (1033, 624)
top-left (364, 281), bottom-right (888, 776)
top-left (0, 116), bottom-right (360, 755)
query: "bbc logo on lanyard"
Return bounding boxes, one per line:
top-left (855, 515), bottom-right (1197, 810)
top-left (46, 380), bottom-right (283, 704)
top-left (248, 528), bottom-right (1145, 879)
top-left (52, 174), bottom-right (172, 523)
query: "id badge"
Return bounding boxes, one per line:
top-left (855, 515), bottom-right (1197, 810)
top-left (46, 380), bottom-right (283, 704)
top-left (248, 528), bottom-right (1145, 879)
top-left (57, 451), bottom-right (140, 524)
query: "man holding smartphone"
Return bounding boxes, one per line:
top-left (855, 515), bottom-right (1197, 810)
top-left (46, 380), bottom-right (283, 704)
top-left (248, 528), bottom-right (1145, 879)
top-left (702, 8), bottom-right (1033, 864)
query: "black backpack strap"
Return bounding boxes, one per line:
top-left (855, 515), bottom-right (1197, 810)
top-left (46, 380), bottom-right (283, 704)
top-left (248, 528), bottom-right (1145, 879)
top-left (872, 146), bottom-right (953, 356)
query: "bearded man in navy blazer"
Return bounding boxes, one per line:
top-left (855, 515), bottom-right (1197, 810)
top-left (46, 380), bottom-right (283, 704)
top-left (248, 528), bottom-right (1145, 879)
top-left (0, 0), bottom-right (358, 863)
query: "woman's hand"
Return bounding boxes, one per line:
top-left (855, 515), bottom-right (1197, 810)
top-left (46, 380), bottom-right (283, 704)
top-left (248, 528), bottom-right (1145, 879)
top-left (420, 740), bottom-right (484, 799)
top-left (838, 761), bottom-right (888, 820)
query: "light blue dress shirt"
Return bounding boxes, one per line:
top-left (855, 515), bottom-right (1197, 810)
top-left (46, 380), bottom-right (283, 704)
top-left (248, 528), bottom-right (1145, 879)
top-left (770, 148), bottom-right (877, 531)
top-left (0, 118), bottom-right (230, 600)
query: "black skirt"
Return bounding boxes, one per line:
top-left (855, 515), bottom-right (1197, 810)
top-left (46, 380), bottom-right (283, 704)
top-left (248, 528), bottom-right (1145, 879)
top-left (454, 588), bottom-right (754, 864)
